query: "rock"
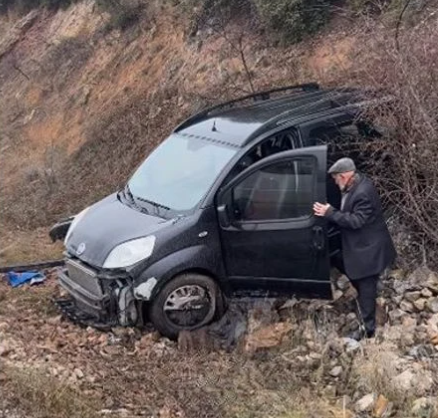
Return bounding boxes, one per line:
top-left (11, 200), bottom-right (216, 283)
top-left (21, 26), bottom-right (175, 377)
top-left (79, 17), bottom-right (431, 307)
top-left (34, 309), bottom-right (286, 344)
top-left (356, 393), bottom-right (375, 412)
top-left (411, 397), bottom-right (436, 416)
top-left (405, 291), bottom-right (422, 302)
top-left (244, 321), bottom-right (293, 352)
top-left (426, 283), bottom-right (438, 295)
top-left (389, 269), bottom-right (406, 281)
top-left (402, 316), bottom-right (417, 328)
top-left (337, 275), bottom-right (351, 290)
top-left (393, 369), bottom-right (433, 395)
top-left (421, 288), bottom-right (433, 298)
top-left (389, 309), bottom-right (405, 323)
top-left (333, 290), bottom-right (343, 301)
top-left (427, 314), bottom-right (438, 336)
top-left (329, 366), bottom-right (343, 377)
top-left (427, 298), bottom-right (438, 313)
top-left (342, 337), bottom-right (361, 353)
top-left (400, 300), bottom-right (414, 313)
top-left (373, 394), bottom-right (391, 418)
top-left (74, 368), bottom-right (84, 379)
top-left (414, 299), bottom-right (427, 311)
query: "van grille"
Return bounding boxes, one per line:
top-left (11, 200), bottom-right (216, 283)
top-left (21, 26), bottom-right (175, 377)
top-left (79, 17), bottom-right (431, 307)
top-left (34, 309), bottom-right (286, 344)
top-left (66, 259), bottom-right (103, 298)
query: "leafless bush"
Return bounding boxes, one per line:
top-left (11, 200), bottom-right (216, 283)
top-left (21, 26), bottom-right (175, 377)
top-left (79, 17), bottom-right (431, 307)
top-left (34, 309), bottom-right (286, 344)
top-left (349, 13), bottom-right (438, 266)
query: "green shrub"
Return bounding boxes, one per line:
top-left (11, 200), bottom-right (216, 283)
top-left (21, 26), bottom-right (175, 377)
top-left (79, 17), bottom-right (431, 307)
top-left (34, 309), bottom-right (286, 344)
top-left (253, 0), bottom-right (332, 44)
top-left (96, 0), bottom-right (143, 31)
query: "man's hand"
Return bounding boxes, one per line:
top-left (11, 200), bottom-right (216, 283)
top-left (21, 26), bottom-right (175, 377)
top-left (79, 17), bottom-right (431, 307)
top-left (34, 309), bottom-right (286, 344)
top-left (313, 202), bottom-right (331, 217)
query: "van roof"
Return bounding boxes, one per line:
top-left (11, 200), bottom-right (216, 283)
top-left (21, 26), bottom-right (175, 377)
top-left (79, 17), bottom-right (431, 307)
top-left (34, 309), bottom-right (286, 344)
top-left (174, 83), bottom-right (375, 148)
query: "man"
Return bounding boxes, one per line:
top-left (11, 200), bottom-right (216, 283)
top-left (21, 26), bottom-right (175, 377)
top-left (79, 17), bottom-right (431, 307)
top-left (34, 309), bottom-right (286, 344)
top-left (313, 157), bottom-right (396, 340)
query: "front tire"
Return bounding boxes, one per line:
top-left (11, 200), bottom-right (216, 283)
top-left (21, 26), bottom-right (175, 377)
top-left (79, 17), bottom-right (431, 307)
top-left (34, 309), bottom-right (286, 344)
top-left (149, 273), bottom-right (223, 340)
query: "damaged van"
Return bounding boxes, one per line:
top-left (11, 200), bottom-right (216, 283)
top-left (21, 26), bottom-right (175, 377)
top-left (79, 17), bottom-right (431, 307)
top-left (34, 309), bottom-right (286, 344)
top-left (50, 83), bottom-right (385, 339)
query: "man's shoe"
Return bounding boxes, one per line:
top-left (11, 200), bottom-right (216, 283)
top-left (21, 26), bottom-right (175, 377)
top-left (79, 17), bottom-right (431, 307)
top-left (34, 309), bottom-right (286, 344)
top-left (347, 328), bottom-right (375, 341)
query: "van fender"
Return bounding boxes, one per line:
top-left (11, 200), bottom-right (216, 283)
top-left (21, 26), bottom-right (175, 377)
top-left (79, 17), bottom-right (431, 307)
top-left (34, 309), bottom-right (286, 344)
top-left (132, 245), bottom-right (224, 301)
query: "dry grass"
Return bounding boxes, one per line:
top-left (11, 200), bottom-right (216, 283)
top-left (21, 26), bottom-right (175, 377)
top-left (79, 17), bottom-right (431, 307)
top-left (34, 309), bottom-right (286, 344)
top-left (0, 362), bottom-right (102, 418)
top-left (0, 227), bottom-right (63, 266)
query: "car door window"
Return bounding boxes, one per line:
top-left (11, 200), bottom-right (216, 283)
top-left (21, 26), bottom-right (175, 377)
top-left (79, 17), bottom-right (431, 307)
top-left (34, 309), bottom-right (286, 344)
top-left (232, 158), bottom-right (315, 222)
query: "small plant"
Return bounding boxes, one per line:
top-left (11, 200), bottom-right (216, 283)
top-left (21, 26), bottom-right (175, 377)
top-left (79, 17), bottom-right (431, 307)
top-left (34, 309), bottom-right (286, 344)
top-left (253, 0), bottom-right (332, 44)
top-left (96, 0), bottom-right (144, 31)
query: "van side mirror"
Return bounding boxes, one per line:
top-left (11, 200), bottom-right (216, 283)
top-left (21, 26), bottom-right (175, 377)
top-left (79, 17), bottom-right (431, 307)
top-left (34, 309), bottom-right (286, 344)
top-left (217, 204), bottom-right (230, 228)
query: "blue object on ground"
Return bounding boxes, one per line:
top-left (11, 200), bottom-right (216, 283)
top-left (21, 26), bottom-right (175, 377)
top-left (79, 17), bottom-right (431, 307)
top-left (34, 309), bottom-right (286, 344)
top-left (5, 271), bottom-right (46, 288)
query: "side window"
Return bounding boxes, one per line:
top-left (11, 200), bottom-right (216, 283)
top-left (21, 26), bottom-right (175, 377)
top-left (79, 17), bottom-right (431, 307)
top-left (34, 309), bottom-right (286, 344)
top-left (226, 129), bottom-right (300, 182)
top-left (308, 119), bottom-right (379, 167)
top-left (232, 158), bottom-right (315, 222)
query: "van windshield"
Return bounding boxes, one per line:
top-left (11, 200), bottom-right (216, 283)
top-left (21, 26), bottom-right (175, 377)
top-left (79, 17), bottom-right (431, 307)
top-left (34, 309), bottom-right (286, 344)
top-left (128, 134), bottom-right (237, 212)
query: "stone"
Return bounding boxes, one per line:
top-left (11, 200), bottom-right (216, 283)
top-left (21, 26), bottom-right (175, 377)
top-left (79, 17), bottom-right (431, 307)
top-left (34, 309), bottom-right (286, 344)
top-left (329, 366), bottom-right (343, 377)
top-left (414, 299), bottom-right (427, 311)
top-left (244, 321), bottom-right (293, 352)
top-left (393, 369), bottom-right (433, 395)
top-left (402, 316), bottom-right (417, 328)
top-left (373, 394), bottom-right (391, 418)
top-left (74, 368), bottom-right (84, 379)
top-left (337, 275), bottom-right (351, 290)
top-left (400, 300), bottom-right (414, 313)
top-left (356, 393), bottom-right (375, 412)
top-left (333, 290), bottom-right (343, 301)
top-left (427, 314), bottom-right (438, 335)
top-left (427, 298), bottom-right (438, 313)
top-left (342, 337), bottom-right (361, 353)
top-left (421, 288), bottom-right (433, 298)
top-left (405, 291), bottom-right (422, 302)
top-left (411, 397), bottom-right (436, 416)
top-left (389, 269), bottom-right (406, 281)
top-left (389, 309), bottom-right (405, 323)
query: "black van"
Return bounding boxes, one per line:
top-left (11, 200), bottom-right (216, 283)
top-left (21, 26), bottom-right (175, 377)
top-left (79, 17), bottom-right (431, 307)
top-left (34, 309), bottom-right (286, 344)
top-left (50, 83), bottom-right (384, 338)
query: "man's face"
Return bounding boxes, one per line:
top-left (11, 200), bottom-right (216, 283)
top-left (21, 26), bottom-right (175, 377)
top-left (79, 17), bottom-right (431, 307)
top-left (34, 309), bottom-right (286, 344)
top-left (331, 172), bottom-right (353, 191)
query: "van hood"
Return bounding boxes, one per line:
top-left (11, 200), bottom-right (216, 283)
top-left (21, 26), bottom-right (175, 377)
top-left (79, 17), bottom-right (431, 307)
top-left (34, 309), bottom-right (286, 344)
top-left (65, 193), bottom-right (170, 268)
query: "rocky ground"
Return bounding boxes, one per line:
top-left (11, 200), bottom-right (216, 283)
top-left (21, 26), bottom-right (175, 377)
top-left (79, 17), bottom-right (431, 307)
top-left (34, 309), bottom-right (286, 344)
top-left (1, 267), bottom-right (438, 417)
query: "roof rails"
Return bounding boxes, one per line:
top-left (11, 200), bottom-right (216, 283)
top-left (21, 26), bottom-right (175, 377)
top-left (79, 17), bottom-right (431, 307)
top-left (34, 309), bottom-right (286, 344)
top-left (174, 82), bottom-right (320, 132)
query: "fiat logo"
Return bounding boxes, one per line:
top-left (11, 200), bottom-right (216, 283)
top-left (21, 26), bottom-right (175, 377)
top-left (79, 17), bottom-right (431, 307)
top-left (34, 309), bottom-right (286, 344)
top-left (76, 242), bottom-right (86, 256)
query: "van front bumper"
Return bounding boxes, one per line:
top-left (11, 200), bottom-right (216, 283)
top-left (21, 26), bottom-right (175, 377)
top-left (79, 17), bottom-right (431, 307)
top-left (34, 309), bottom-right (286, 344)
top-left (57, 258), bottom-right (139, 327)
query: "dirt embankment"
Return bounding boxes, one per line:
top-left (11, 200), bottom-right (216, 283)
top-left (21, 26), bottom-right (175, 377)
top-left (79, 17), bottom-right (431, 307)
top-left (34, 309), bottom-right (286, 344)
top-left (0, 1), bottom-right (358, 264)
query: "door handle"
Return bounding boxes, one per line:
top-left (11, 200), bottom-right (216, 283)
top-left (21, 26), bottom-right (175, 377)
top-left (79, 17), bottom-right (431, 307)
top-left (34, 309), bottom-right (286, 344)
top-left (312, 226), bottom-right (325, 251)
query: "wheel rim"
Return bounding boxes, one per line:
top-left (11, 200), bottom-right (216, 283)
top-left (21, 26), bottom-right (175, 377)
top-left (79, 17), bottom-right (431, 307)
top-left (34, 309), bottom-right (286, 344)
top-left (163, 285), bottom-right (213, 328)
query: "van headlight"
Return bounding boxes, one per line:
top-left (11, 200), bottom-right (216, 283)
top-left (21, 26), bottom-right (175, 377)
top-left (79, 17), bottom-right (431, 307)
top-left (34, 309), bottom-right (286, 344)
top-left (64, 207), bottom-right (90, 245)
top-left (103, 236), bottom-right (156, 269)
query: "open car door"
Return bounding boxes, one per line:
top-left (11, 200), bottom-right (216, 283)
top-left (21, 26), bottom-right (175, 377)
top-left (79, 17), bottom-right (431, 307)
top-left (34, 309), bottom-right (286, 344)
top-left (216, 145), bottom-right (332, 299)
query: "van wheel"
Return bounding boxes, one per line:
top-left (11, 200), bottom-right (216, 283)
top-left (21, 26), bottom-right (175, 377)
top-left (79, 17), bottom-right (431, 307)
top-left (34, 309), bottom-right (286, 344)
top-left (149, 274), bottom-right (223, 340)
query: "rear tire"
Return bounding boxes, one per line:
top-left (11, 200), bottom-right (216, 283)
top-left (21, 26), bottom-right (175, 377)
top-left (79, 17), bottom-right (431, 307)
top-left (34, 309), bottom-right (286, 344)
top-left (149, 273), bottom-right (223, 340)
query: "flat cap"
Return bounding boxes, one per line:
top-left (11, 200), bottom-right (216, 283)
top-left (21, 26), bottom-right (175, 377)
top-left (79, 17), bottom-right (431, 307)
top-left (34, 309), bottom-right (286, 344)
top-left (328, 157), bottom-right (356, 174)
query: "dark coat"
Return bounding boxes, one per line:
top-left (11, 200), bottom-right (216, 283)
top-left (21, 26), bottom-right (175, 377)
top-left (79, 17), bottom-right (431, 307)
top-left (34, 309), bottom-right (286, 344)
top-left (326, 174), bottom-right (396, 280)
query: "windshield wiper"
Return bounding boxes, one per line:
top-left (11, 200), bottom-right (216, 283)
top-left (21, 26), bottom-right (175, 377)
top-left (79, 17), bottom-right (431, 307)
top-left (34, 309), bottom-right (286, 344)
top-left (123, 184), bottom-right (149, 214)
top-left (135, 196), bottom-right (170, 211)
